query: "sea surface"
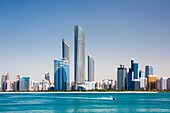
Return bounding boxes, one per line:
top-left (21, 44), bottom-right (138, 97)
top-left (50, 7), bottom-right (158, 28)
top-left (0, 92), bottom-right (170, 113)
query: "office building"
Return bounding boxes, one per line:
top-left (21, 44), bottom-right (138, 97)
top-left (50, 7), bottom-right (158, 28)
top-left (5, 80), bottom-right (12, 91)
top-left (127, 68), bottom-right (132, 90)
top-left (62, 39), bottom-right (70, 64)
top-left (147, 75), bottom-right (157, 90)
top-left (42, 80), bottom-right (50, 91)
top-left (88, 54), bottom-right (95, 82)
top-left (19, 76), bottom-right (30, 91)
top-left (54, 59), bottom-right (70, 90)
top-left (74, 25), bottom-right (85, 89)
top-left (117, 65), bottom-right (127, 90)
top-left (1, 73), bottom-right (10, 91)
top-left (132, 79), bottom-right (140, 90)
top-left (45, 72), bottom-right (50, 82)
top-left (160, 77), bottom-right (167, 90)
top-left (130, 59), bottom-right (138, 79)
top-left (133, 63), bottom-right (138, 79)
top-left (140, 78), bottom-right (147, 90)
top-left (145, 65), bottom-right (153, 78)
top-left (167, 78), bottom-right (170, 90)
top-left (139, 70), bottom-right (145, 78)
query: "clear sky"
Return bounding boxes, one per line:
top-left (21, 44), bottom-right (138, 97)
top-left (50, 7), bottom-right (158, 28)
top-left (0, 0), bottom-right (170, 83)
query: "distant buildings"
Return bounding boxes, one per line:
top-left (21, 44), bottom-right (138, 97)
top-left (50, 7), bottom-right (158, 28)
top-left (145, 65), bottom-right (153, 78)
top-left (45, 72), bottom-right (50, 82)
top-left (88, 54), bottom-right (95, 82)
top-left (74, 25), bottom-right (85, 90)
top-left (19, 76), bottom-right (30, 91)
top-left (117, 65), bottom-right (127, 90)
top-left (147, 75), bottom-right (157, 90)
top-left (62, 39), bottom-right (70, 64)
top-left (132, 79), bottom-right (140, 90)
top-left (167, 78), bottom-right (170, 90)
top-left (1, 73), bottom-right (10, 91)
top-left (160, 77), bottom-right (167, 90)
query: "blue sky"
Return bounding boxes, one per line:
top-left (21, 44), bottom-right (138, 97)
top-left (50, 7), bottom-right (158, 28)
top-left (0, 0), bottom-right (170, 82)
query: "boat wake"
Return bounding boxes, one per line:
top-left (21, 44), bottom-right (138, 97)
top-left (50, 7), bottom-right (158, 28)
top-left (56, 96), bottom-right (113, 100)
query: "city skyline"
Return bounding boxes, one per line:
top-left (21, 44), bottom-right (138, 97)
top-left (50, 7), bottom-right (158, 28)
top-left (0, 0), bottom-right (170, 83)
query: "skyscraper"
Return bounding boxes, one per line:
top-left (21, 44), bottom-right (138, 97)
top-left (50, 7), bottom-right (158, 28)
top-left (117, 65), bottom-right (127, 90)
top-left (74, 25), bottom-right (85, 89)
top-left (45, 72), bottom-right (50, 82)
top-left (160, 77), bottom-right (167, 90)
top-left (54, 59), bottom-right (70, 90)
top-left (139, 70), bottom-right (145, 78)
top-left (145, 65), bottom-right (153, 78)
top-left (19, 76), bottom-right (30, 91)
top-left (1, 73), bottom-right (9, 91)
top-left (62, 39), bottom-right (70, 64)
top-left (133, 63), bottom-right (138, 79)
top-left (88, 54), bottom-right (95, 82)
top-left (127, 68), bottom-right (132, 90)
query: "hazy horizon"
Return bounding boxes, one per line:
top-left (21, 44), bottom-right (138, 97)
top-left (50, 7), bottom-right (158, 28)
top-left (0, 0), bottom-right (170, 83)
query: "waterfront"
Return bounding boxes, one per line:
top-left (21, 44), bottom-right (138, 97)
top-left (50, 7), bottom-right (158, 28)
top-left (0, 92), bottom-right (170, 113)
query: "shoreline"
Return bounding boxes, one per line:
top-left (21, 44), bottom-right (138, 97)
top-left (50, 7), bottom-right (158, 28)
top-left (0, 91), bottom-right (159, 94)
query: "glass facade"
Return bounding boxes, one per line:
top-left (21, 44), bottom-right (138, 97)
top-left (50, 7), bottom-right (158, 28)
top-left (133, 63), bottom-right (138, 79)
top-left (74, 25), bottom-right (85, 89)
top-left (117, 65), bottom-right (127, 90)
top-left (54, 59), bottom-right (70, 90)
top-left (145, 65), bottom-right (153, 78)
top-left (62, 39), bottom-right (70, 64)
top-left (88, 54), bottom-right (95, 82)
top-left (127, 68), bottom-right (132, 90)
top-left (19, 76), bottom-right (30, 91)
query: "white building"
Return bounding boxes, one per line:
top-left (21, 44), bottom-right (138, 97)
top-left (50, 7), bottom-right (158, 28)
top-left (42, 80), bottom-right (50, 91)
top-left (160, 77), bottom-right (167, 90)
top-left (5, 80), bottom-right (12, 91)
top-left (140, 78), bottom-right (147, 90)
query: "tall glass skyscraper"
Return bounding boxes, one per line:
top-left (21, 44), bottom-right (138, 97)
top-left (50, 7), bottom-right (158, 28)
top-left (133, 63), bottom-right (138, 79)
top-left (127, 68), bottom-right (132, 90)
top-left (74, 25), bottom-right (85, 89)
top-left (117, 65), bottom-right (127, 90)
top-left (54, 59), bottom-right (70, 90)
top-left (145, 65), bottom-right (153, 78)
top-left (88, 54), bottom-right (95, 82)
top-left (62, 39), bottom-right (70, 64)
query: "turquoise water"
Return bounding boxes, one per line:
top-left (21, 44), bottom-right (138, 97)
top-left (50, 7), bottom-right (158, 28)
top-left (0, 92), bottom-right (170, 113)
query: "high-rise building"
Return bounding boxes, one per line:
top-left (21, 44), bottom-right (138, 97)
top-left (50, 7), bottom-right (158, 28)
top-left (147, 75), bottom-right (157, 90)
top-left (19, 76), bottom-right (30, 91)
top-left (133, 63), bottom-right (138, 79)
top-left (74, 25), bottom-right (85, 89)
top-left (167, 78), bottom-right (170, 90)
top-left (132, 79), bottom-right (140, 90)
top-left (131, 59), bottom-right (134, 71)
top-left (45, 72), bottom-right (50, 82)
top-left (139, 70), bottom-right (145, 78)
top-left (54, 59), bottom-right (70, 90)
top-left (62, 39), bottom-right (70, 64)
top-left (145, 65), bottom-right (153, 78)
top-left (88, 54), bottom-right (95, 82)
top-left (160, 77), bottom-right (167, 90)
top-left (130, 59), bottom-right (138, 79)
top-left (127, 68), bottom-right (132, 90)
top-left (1, 73), bottom-right (10, 91)
top-left (140, 78), bottom-right (147, 90)
top-left (117, 65), bottom-right (127, 90)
